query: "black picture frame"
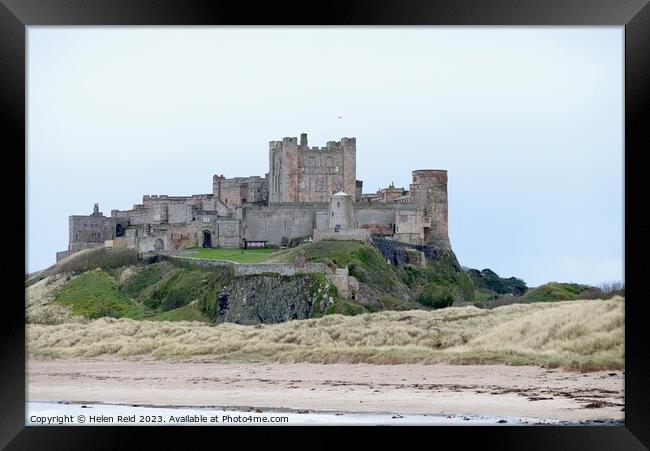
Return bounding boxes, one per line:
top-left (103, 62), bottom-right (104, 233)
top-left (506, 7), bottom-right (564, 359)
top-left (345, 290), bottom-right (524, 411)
top-left (2, 0), bottom-right (648, 448)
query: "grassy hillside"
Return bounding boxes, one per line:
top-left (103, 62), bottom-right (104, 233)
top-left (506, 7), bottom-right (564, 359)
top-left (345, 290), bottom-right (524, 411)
top-left (27, 249), bottom-right (347, 324)
top-left (28, 241), bottom-right (477, 324)
top-left (30, 242), bottom-right (604, 328)
top-left (26, 249), bottom-right (235, 322)
top-left (28, 296), bottom-right (624, 371)
top-left (54, 270), bottom-right (146, 320)
top-left (522, 282), bottom-right (591, 302)
top-left (266, 240), bottom-right (474, 309)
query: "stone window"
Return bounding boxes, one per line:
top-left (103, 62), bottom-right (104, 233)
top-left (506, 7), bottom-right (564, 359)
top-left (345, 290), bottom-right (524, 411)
top-left (337, 201), bottom-right (340, 208)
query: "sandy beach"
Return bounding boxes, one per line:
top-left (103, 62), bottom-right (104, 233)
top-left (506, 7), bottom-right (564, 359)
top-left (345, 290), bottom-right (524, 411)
top-left (27, 358), bottom-right (624, 422)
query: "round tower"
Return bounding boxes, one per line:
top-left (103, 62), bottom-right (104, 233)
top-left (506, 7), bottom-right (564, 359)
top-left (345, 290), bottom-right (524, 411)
top-left (328, 191), bottom-right (354, 231)
top-left (410, 170), bottom-right (450, 249)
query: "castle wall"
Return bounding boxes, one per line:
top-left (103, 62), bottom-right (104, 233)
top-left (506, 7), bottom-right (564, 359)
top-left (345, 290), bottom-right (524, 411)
top-left (142, 196), bottom-right (200, 224)
top-left (137, 235), bottom-right (168, 252)
top-left (244, 202), bottom-right (419, 245)
top-left (161, 255), bottom-right (326, 277)
top-left (217, 218), bottom-right (241, 247)
top-left (313, 228), bottom-right (371, 242)
top-left (213, 175), bottom-right (268, 207)
top-left (167, 202), bottom-right (191, 224)
top-left (121, 208), bottom-right (152, 225)
top-left (315, 211), bottom-right (329, 230)
top-left (113, 194), bottom-right (224, 229)
top-left (243, 205), bottom-right (325, 245)
top-left (328, 193), bottom-right (354, 230)
top-left (56, 250), bottom-right (69, 262)
top-left (68, 214), bottom-right (117, 254)
top-left (354, 204), bottom-right (416, 235)
top-left (394, 210), bottom-right (423, 244)
top-left (234, 262), bottom-right (326, 276)
top-left (410, 170), bottom-right (450, 249)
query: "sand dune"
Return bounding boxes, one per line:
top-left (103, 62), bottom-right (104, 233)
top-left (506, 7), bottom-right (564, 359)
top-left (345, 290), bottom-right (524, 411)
top-left (28, 297), bottom-right (624, 370)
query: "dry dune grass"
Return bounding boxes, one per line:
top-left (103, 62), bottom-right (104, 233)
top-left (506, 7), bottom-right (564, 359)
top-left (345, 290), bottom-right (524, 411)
top-left (25, 274), bottom-right (85, 325)
top-left (27, 297), bottom-right (624, 371)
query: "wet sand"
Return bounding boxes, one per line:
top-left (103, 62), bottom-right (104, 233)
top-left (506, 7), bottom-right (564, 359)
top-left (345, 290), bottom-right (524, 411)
top-left (27, 358), bottom-right (624, 422)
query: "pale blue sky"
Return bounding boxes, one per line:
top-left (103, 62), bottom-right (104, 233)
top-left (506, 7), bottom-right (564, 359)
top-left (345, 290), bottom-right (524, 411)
top-left (27, 27), bottom-right (624, 287)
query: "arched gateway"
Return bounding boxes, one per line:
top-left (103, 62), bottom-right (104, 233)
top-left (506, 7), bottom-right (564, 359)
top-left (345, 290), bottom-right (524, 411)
top-left (202, 230), bottom-right (212, 248)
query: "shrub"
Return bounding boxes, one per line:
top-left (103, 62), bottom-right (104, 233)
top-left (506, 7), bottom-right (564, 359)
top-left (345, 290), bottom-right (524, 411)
top-left (458, 272), bottom-right (476, 303)
top-left (580, 281), bottom-right (625, 300)
top-left (466, 268), bottom-right (528, 295)
top-left (418, 284), bottom-right (455, 309)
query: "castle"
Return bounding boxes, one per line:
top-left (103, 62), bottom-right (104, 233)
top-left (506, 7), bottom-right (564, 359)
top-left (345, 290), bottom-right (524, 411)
top-left (56, 133), bottom-right (450, 261)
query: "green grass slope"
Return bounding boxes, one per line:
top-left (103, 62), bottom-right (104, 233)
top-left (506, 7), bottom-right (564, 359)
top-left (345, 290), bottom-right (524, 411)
top-left (39, 253), bottom-right (233, 322)
top-left (522, 282), bottom-right (591, 302)
top-left (54, 270), bottom-right (145, 320)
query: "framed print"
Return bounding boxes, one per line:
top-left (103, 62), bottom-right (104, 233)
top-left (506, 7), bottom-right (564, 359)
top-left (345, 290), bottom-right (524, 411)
top-left (2, 0), bottom-right (648, 448)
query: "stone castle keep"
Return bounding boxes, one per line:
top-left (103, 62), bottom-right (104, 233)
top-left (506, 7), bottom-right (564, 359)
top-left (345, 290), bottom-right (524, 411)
top-left (56, 133), bottom-right (450, 261)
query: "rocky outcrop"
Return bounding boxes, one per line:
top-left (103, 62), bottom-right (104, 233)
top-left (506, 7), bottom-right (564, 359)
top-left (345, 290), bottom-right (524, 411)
top-left (200, 274), bottom-right (335, 325)
top-left (371, 237), bottom-right (461, 271)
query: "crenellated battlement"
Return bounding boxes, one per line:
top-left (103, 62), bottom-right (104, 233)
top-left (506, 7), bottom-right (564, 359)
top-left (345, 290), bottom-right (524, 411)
top-left (270, 134), bottom-right (356, 153)
top-left (268, 133), bottom-right (356, 204)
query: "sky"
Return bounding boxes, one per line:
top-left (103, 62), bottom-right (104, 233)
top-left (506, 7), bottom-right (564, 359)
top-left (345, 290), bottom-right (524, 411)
top-left (27, 27), bottom-right (624, 287)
